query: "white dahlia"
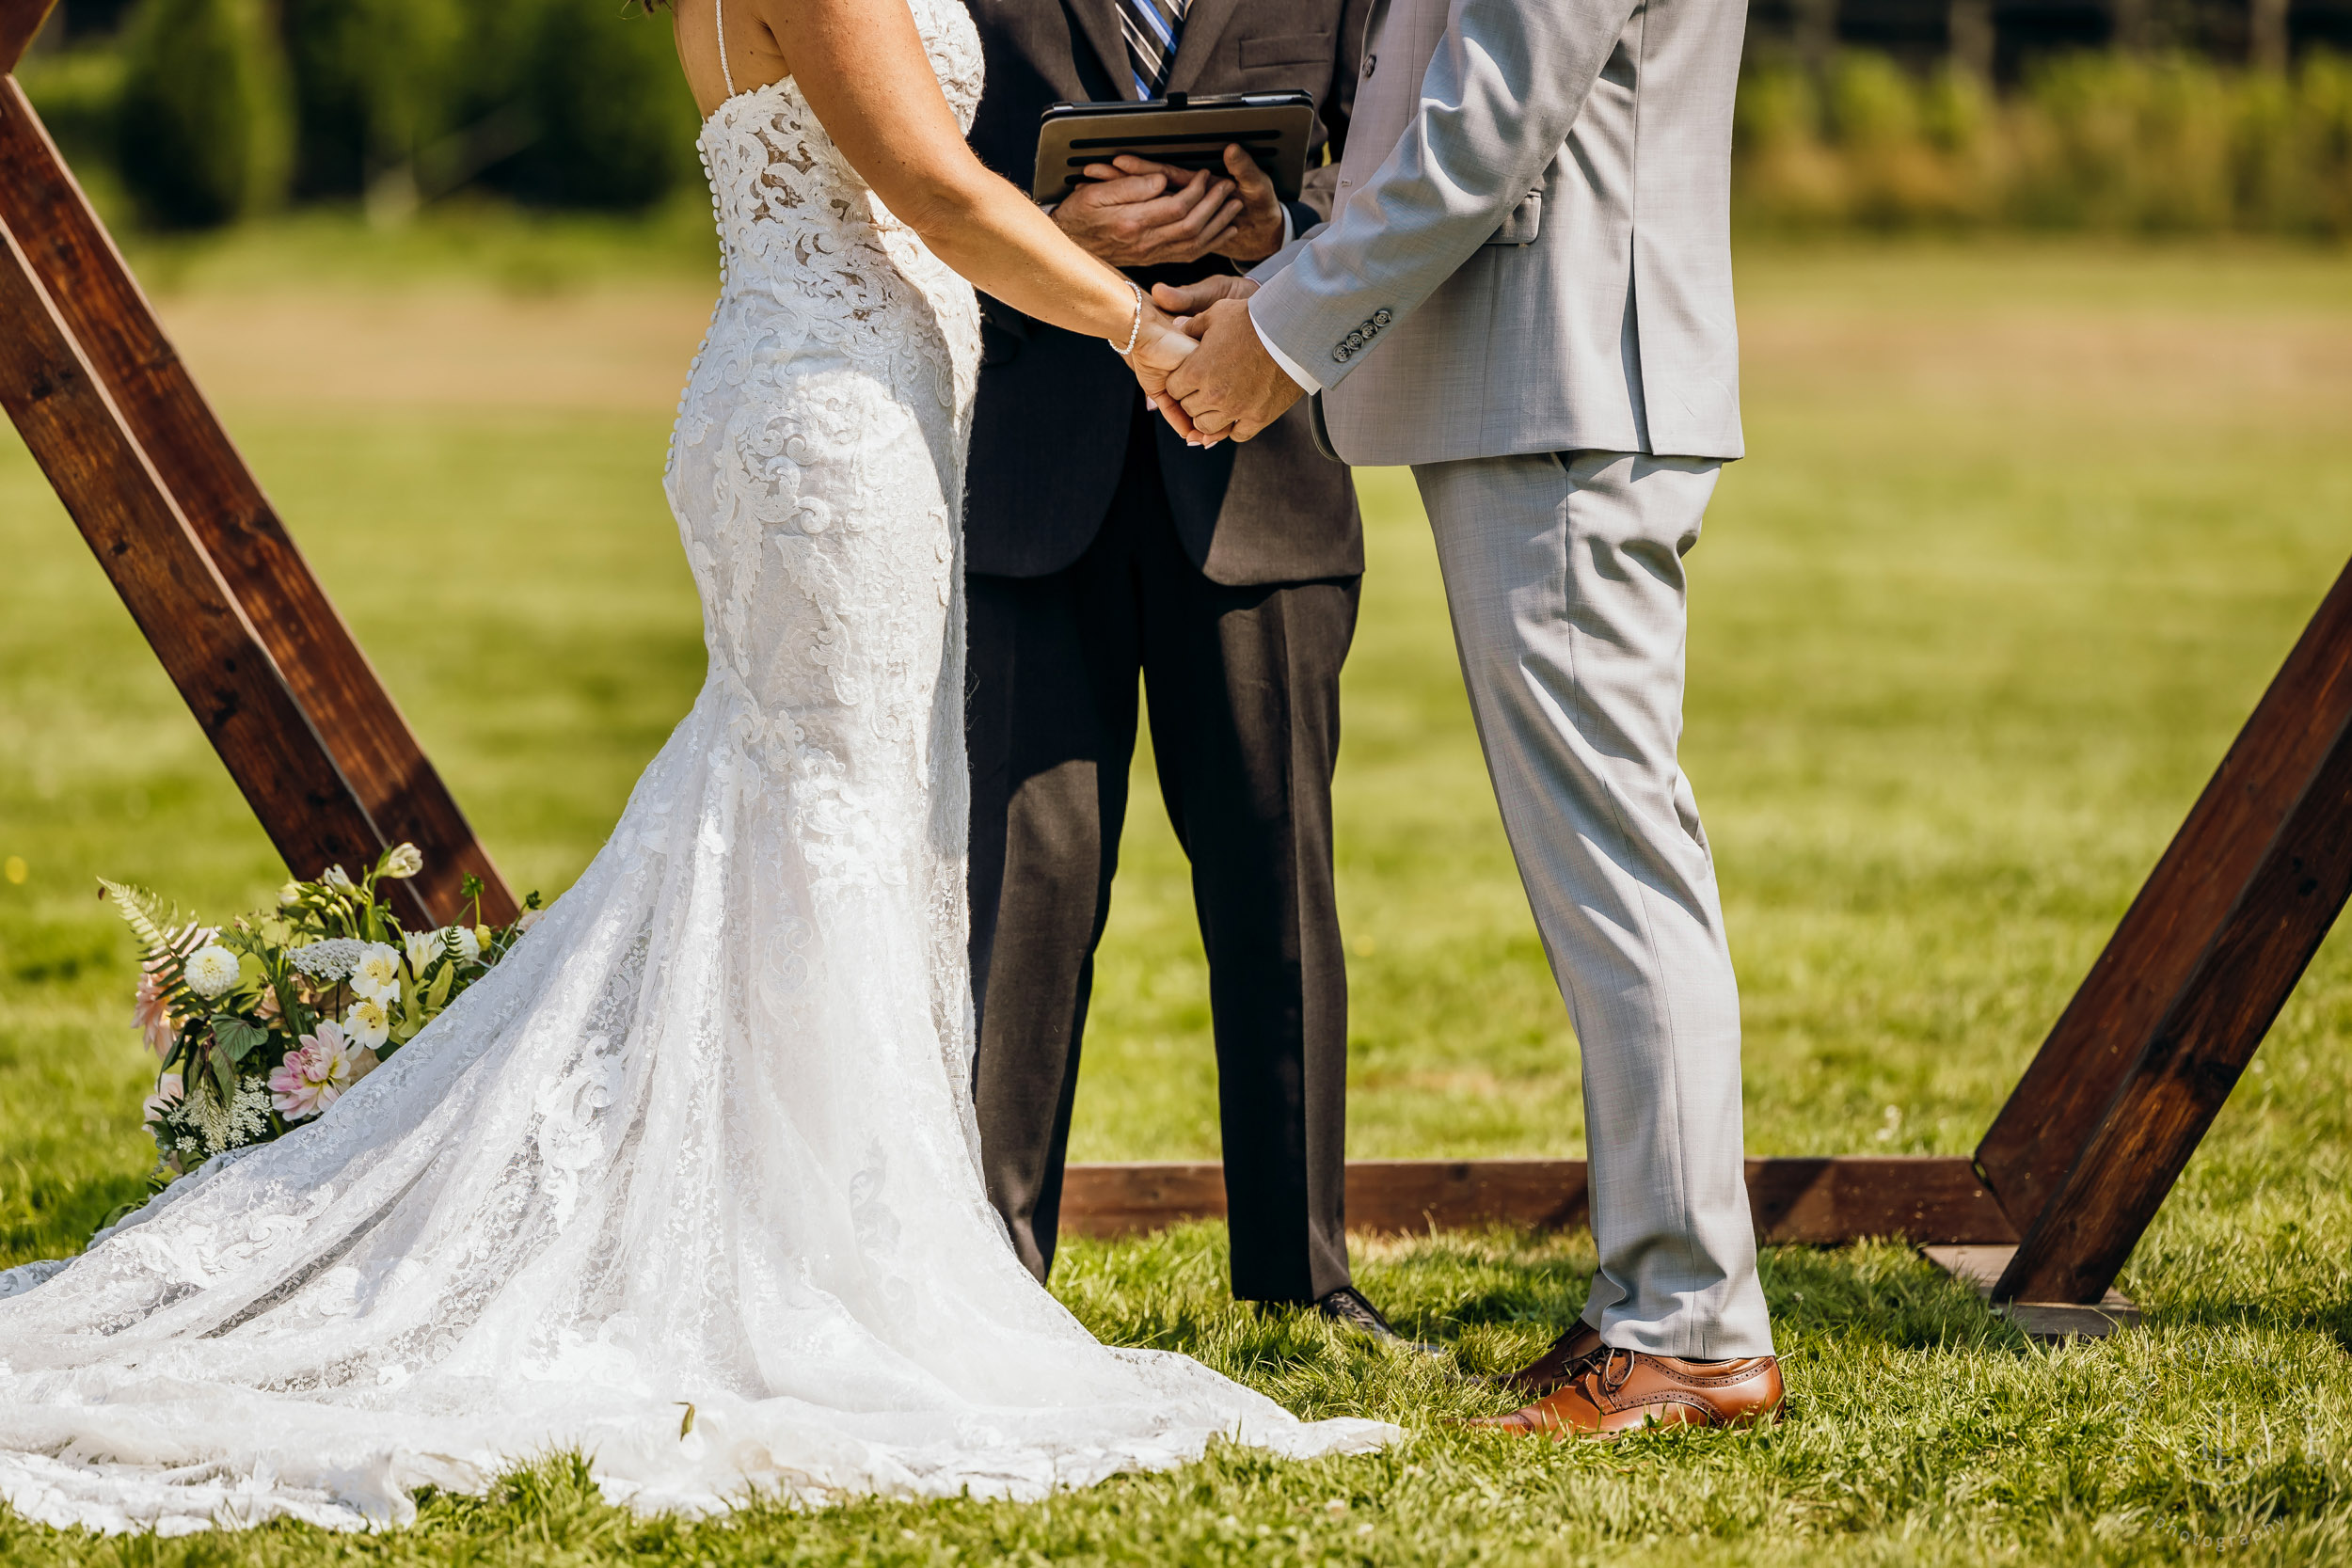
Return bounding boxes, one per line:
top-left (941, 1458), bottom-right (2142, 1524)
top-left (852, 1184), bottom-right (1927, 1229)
top-left (183, 944), bottom-right (240, 1000)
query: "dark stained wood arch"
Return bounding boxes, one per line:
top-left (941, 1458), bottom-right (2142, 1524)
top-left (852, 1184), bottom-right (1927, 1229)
top-left (4, 0), bottom-right (2345, 1302)
top-left (0, 0), bottom-right (511, 927)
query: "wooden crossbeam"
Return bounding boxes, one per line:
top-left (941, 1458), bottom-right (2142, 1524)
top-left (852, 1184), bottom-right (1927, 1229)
top-left (1059, 1157), bottom-right (2021, 1244)
top-left (0, 0), bottom-right (45, 72)
top-left (0, 10), bottom-right (511, 925)
top-left (1979, 559), bottom-right (2352, 1303)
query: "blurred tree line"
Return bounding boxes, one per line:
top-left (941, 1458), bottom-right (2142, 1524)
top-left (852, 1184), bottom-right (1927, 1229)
top-left (1736, 49), bottom-right (2352, 231)
top-left (17, 0), bottom-right (695, 229)
top-left (14, 0), bottom-right (2352, 233)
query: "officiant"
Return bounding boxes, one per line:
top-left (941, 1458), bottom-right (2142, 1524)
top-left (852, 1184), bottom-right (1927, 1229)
top-left (960, 0), bottom-right (1401, 1336)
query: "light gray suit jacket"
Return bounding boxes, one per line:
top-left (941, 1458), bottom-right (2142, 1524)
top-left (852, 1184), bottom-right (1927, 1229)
top-left (1248, 0), bottom-right (1748, 466)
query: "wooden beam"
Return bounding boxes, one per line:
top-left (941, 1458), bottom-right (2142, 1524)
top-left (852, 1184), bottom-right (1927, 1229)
top-left (0, 0), bottom-right (54, 75)
top-left (0, 77), bottom-right (513, 926)
top-left (1976, 559), bottom-right (2352, 1294)
top-left (0, 218), bottom-right (414, 918)
top-left (1058, 1157), bottom-right (2020, 1244)
top-left (1993, 676), bottom-right (2352, 1303)
top-left (1924, 1245), bottom-right (2140, 1341)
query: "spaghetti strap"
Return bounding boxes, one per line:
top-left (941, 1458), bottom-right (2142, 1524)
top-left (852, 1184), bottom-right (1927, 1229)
top-left (715, 0), bottom-right (736, 97)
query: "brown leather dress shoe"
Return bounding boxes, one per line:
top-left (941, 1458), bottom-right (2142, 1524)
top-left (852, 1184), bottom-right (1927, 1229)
top-left (1465, 1346), bottom-right (1784, 1438)
top-left (1496, 1321), bottom-right (1605, 1398)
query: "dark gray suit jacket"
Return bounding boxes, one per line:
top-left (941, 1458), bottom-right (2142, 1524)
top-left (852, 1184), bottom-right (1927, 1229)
top-left (961, 0), bottom-right (1372, 586)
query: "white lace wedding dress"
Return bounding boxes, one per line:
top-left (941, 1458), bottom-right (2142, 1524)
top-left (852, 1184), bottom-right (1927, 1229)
top-left (0, 0), bottom-right (1392, 1533)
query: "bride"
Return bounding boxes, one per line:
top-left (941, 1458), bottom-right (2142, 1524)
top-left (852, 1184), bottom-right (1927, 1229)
top-left (0, 0), bottom-right (1393, 1533)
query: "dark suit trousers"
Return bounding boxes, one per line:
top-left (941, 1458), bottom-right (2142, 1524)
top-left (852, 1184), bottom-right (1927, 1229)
top-left (967, 401), bottom-right (1359, 1303)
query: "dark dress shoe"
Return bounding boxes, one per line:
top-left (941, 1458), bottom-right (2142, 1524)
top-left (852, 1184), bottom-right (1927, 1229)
top-left (1263, 1287), bottom-right (1446, 1354)
top-left (1497, 1321), bottom-right (1605, 1397)
top-left (1463, 1346), bottom-right (1784, 1439)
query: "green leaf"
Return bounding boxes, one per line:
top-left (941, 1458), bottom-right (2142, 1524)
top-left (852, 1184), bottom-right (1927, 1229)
top-left (426, 959), bottom-right (456, 1011)
top-left (209, 1042), bottom-right (236, 1101)
top-left (209, 1013), bottom-right (270, 1064)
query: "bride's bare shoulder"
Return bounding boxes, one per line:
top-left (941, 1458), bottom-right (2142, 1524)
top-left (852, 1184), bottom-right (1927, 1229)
top-left (667, 0), bottom-right (796, 120)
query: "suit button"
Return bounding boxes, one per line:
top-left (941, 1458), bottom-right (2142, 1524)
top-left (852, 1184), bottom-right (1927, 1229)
top-left (1332, 344), bottom-right (1352, 362)
top-left (1363, 54), bottom-right (1376, 77)
top-left (1373, 309), bottom-right (1392, 327)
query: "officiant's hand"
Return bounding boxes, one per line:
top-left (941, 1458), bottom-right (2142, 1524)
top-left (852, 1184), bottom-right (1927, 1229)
top-left (1110, 147), bottom-right (1287, 263)
top-left (1160, 297), bottom-right (1304, 445)
top-left (1053, 157), bottom-right (1241, 268)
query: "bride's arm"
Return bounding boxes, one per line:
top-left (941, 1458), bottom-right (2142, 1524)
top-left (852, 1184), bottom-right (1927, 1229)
top-left (683, 0), bottom-right (1190, 371)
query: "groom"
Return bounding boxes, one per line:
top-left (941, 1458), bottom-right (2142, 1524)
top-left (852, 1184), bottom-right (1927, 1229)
top-left (959, 0), bottom-right (1412, 1336)
top-left (1155, 0), bottom-right (1785, 1431)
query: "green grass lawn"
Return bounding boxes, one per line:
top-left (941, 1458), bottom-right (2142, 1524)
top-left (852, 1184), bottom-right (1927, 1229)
top-left (3, 221), bottom-right (2351, 1562)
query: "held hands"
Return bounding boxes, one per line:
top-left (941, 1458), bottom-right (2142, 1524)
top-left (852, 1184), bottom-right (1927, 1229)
top-left (1054, 146), bottom-right (1286, 268)
top-left (1120, 298), bottom-right (1202, 424)
top-left (1142, 277), bottom-right (1305, 446)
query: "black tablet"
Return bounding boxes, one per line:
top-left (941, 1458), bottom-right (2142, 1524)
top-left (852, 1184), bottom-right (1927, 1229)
top-left (1032, 91), bottom-right (1317, 204)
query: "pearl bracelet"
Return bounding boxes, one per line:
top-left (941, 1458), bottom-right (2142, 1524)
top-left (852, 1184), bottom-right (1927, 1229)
top-left (1108, 280), bottom-right (1143, 356)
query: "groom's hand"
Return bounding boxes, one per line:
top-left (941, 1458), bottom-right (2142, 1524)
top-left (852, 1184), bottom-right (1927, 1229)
top-left (1052, 156), bottom-right (1240, 268)
top-left (1140, 277), bottom-right (1255, 443)
top-left (1162, 298), bottom-right (1304, 444)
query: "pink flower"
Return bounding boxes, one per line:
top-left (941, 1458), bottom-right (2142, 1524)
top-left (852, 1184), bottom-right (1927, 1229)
top-left (132, 963), bottom-right (177, 1057)
top-left (268, 1021), bottom-right (379, 1122)
top-left (142, 1071), bottom-right (183, 1127)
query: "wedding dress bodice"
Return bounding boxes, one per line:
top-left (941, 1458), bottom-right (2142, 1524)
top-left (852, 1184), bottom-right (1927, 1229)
top-left (0, 1), bottom-right (1391, 1534)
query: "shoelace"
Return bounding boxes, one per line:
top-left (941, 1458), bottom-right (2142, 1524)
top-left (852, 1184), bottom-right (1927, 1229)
top-left (1597, 1347), bottom-right (1636, 1395)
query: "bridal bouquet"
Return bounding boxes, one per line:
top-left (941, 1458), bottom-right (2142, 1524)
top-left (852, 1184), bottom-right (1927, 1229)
top-left (105, 845), bottom-right (541, 1182)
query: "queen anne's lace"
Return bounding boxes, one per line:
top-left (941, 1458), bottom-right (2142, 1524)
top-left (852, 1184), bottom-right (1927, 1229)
top-left (0, 0), bottom-right (1393, 1533)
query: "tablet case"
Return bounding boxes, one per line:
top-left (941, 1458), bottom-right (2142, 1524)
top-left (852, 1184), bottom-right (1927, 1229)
top-left (1032, 92), bottom-right (1317, 204)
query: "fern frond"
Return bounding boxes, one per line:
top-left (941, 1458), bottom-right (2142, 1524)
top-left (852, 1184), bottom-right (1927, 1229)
top-left (98, 878), bottom-right (187, 962)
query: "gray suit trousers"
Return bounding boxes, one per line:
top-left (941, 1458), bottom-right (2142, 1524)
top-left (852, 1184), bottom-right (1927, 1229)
top-left (1411, 450), bottom-right (1772, 1358)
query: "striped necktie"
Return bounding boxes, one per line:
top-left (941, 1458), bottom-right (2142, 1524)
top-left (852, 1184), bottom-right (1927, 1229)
top-left (1119, 0), bottom-right (1188, 100)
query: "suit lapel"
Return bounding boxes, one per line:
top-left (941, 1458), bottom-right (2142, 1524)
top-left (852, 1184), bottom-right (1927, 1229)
top-left (1165, 0), bottom-right (1242, 95)
top-left (1064, 0), bottom-right (1142, 100)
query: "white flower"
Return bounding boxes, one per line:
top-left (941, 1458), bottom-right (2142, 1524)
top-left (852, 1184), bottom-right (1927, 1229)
top-left (379, 843), bottom-right (423, 879)
top-left (403, 929), bottom-right (443, 974)
top-left (278, 881), bottom-right (303, 908)
top-left (182, 1075), bottom-right (270, 1156)
top-left (183, 944), bottom-right (241, 1000)
top-left (289, 938), bottom-right (366, 982)
top-left (322, 865), bottom-right (356, 893)
top-left (351, 943), bottom-right (402, 1005)
top-left (343, 996), bottom-right (390, 1049)
top-left (452, 926), bottom-right (482, 964)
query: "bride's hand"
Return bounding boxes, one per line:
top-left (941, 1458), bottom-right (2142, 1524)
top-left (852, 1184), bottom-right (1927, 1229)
top-left (1122, 307), bottom-right (1217, 446)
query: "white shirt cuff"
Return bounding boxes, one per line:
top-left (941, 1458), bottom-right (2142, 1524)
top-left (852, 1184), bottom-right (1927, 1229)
top-left (1249, 299), bottom-right (1319, 394)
